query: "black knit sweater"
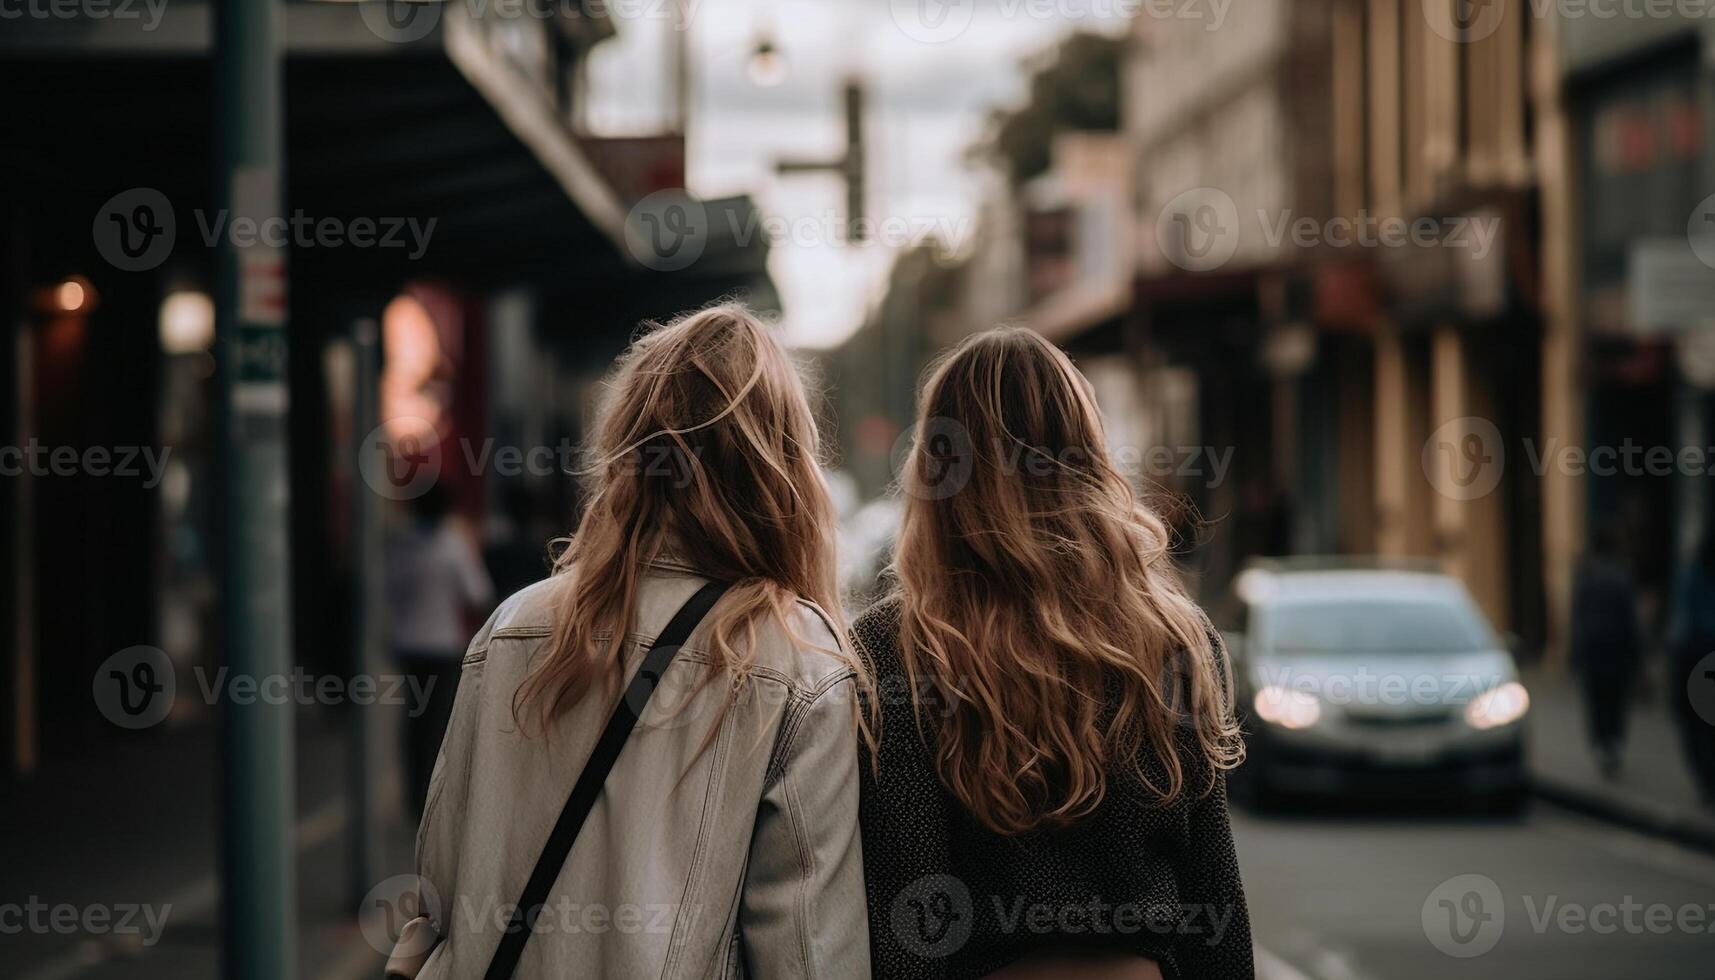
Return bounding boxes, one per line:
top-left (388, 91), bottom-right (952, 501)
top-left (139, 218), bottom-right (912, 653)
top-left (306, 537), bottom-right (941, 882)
top-left (852, 598), bottom-right (1254, 980)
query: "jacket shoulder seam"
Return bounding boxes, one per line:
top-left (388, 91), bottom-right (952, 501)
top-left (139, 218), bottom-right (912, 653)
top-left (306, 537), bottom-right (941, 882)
top-left (764, 671), bottom-right (856, 784)
top-left (492, 625), bottom-right (553, 639)
top-left (793, 597), bottom-right (842, 644)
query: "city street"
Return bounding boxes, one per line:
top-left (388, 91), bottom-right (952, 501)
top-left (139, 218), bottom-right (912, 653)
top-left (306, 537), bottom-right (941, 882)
top-left (8, 0), bottom-right (1715, 976)
top-left (1239, 805), bottom-right (1715, 980)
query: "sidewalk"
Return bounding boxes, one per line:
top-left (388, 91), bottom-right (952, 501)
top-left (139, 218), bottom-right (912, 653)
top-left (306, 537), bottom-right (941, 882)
top-left (5, 710), bottom-right (413, 980)
top-left (1523, 666), bottom-right (1715, 852)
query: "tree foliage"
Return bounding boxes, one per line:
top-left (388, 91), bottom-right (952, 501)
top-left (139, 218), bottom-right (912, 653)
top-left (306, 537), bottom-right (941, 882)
top-left (976, 32), bottom-right (1123, 185)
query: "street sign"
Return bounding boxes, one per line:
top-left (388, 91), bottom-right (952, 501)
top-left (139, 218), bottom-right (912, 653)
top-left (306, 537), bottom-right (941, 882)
top-left (1628, 237), bottom-right (1715, 333)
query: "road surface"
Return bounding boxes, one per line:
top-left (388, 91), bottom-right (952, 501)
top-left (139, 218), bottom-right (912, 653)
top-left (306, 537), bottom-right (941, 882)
top-left (1239, 803), bottom-right (1715, 979)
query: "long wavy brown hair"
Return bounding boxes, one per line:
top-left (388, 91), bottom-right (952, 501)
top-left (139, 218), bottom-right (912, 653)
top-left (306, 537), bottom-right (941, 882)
top-left (514, 304), bottom-right (861, 735)
top-left (892, 328), bottom-right (1241, 835)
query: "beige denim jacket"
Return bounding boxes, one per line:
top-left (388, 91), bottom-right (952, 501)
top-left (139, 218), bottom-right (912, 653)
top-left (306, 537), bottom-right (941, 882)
top-left (392, 558), bottom-right (869, 980)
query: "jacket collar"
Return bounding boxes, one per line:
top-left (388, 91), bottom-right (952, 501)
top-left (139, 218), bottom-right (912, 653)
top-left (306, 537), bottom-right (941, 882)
top-left (644, 535), bottom-right (701, 574)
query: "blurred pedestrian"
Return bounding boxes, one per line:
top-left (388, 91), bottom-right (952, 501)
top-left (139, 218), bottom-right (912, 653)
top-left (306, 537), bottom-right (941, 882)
top-left (1667, 530), bottom-right (1715, 807)
top-left (1570, 526), bottom-right (1643, 780)
top-left (385, 306), bottom-right (868, 979)
top-left (385, 482), bottom-right (494, 818)
top-left (854, 329), bottom-right (1250, 980)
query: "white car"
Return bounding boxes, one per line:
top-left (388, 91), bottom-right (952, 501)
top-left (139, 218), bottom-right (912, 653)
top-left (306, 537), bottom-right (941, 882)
top-left (1223, 561), bottom-right (1529, 811)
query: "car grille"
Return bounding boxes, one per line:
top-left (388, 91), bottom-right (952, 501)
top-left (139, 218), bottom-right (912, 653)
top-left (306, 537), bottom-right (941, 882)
top-left (1342, 709), bottom-right (1457, 728)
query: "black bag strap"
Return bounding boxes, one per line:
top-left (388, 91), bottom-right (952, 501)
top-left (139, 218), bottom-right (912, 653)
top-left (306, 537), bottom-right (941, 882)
top-left (484, 579), bottom-right (732, 980)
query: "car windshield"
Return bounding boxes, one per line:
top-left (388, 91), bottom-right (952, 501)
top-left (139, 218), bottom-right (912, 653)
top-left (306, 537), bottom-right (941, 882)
top-left (1265, 597), bottom-right (1494, 654)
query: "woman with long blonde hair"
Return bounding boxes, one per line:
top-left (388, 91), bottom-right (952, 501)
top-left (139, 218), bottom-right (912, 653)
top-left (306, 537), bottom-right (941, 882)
top-left (390, 305), bottom-right (870, 980)
top-left (854, 328), bottom-right (1251, 980)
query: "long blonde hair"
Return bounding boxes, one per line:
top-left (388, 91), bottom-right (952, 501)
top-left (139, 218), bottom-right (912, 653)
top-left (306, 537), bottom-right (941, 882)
top-left (893, 328), bottom-right (1241, 835)
top-left (515, 304), bottom-right (857, 733)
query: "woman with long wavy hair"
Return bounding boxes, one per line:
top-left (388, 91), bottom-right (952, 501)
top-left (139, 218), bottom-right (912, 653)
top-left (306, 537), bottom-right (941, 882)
top-left (854, 328), bottom-right (1251, 980)
top-left (391, 305), bottom-right (871, 980)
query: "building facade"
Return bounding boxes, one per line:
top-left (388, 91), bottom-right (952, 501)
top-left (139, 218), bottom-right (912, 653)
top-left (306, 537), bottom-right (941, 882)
top-left (0, 3), bottom-right (775, 775)
top-left (1122, 0), bottom-right (1340, 595)
top-left (1322, 0), bottom-right (1549, 646)
top-left (1554, 10), bottom-right (1715, 649)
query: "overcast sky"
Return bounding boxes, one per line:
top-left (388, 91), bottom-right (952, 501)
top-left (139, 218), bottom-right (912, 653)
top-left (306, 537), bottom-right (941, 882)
top-left (585, 0), bottom-right (1131, 349)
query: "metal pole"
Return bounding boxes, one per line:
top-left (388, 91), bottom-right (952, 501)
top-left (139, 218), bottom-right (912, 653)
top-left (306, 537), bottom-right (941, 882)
top-left (1676, 379), bottom-right (1708, 569)
top-left (348, 319), bottom-right (384, 909)
top-left (773, 80), bottom-right (868, 242)
top-left (843, 80), bottom-right (866, 244)
top-left (673, 0), bottom-right (692, 134)
top-left (6, 212), bottom-right (36, 776)
top-left (10, 297), bottom-right (36, 776)
top-left (216, 0), bottom-right (297, 976)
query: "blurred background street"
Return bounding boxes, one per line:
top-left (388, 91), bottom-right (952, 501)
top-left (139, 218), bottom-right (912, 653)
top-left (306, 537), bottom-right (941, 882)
top-left (5, 0), bottom-right (1715, 977)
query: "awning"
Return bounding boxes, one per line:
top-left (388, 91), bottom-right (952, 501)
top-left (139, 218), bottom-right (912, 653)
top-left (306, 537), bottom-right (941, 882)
top-left (0, 2), bottom-right (634, 288)
top-left (1025, 279), bottom-right (1131, 345)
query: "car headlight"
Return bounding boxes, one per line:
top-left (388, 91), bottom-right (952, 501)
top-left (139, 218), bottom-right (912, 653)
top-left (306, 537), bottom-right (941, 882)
top-left (1466, 681), bottom-right (1529, 730)
top-left (1253, 685), bottom-right (1320, 730)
